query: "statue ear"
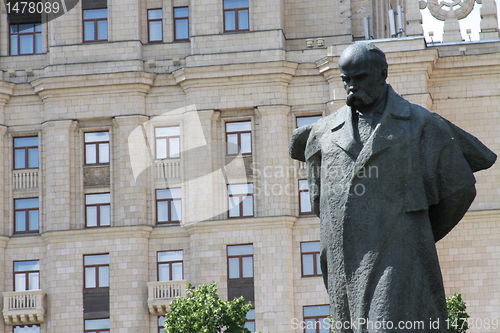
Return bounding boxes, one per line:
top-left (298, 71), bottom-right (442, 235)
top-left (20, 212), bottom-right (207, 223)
top-left (381, 68), bottom-right (388, 81)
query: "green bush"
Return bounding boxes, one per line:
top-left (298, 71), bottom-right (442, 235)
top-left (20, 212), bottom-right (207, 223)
top-left (446, 293), bottom-right (469, 333)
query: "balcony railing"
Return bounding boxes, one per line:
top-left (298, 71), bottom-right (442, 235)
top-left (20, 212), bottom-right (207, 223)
top-left (147, 280), bottom-right (188, 315)
top-left (13, 170), bottom-right (39, 190)
top-left (2, 290), bottom-right (46, 325)
top-left (155, 160), bottom-right (181, 179)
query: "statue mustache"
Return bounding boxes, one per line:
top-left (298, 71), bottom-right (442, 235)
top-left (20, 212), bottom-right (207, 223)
top-left (346, 90), bottom-right (374, 106)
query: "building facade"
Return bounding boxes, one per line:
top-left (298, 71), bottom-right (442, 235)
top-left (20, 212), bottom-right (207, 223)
top-left (0, 0), bottom-right (499, 332)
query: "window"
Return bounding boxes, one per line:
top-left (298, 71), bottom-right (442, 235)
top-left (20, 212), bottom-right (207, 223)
top-left (85, 132), bottom-right (110, 165)
top-left (13, 326), bottom-right (40, 333)
top-left (296, 115), bottom-right (322, 128)
top-left (223, 0), bottom-right (249, 32)
top-left (228, 184), bottom-right (253, 218)
top-left (85, 193), bottom-right (110, 227)
top-left (227, 244), bottom-right (253, 279)
top-left (174, 7), bottom-right (189, 41)
top-left (301, 241), bottom-right (322, 277)
top-left (84, 318), bottom-right (110, 333)
top-left (84, 254), bottom-right (109, 289)
top-left (14, 198), bottom-right (39, 234)
top-left (303, 305), bottom-right (330, 333)
top-left (299, 180), bottom-right (312, 215)
top-left (158, 250), bottom-right (183, 281)
top-left (156, 189), bottom-right (181, 223)
top-left (158, 316), bottom-right (165, 333)
top-left (148, 9), bottom-right (163, 42)
top-left (14, 260), bottom-right (39, 291)
top-left (155, 127), bottom-right (180, 159)
top-left (10, 23), bottom-right (42, 55)
top-left (83, 8), bottom-right (108, 42)
top-left (226, 121), bottom-right (251, 155)
top-left (14, 137), bottom-right (38, 169)
top-left (244, 308), bottom-right (255, 332)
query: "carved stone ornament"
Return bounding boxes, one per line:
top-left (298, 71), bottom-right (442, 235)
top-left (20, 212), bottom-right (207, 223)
top-left (427, 0), bottom-right (476, 20)
top-left (84, 165), bottom-right (111, 186)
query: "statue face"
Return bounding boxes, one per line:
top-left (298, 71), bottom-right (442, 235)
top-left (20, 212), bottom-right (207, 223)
top-left (339, 50), bottom-right (387, 109)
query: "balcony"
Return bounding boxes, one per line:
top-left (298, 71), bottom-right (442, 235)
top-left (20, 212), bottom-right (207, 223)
top-left (147, 280), bottom-right (188, 315)
top-left (12, 169), bottom-right (39, 190)
top-left (3, 290), bottom-right (46, 325)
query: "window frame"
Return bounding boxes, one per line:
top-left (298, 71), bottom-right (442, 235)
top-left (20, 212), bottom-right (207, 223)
top-left (147, 8), bottom-right (163, 43)
top-left (173, 6), bottom-right (189, 41)
top-left (13, 325), bottom-right (41, 333)
top-left (82, 8), bottom-right (108, 43)
top-left (298, 179), bottom-right (313, 215)
top-left (13, 260), bottom-right (40, 292)
top-left (303, 305), bottom-right (330, 333)
top-left (223, 0), bottom-right (249, 33)
top-left (9, 22), bottom-right (42, 56)
top-left (155, 126), bottom-right (181, 160)
top-left (227, 183), bottom-right (254, 219)
top-left (157, 250), bottom-right (184, 281)
top-left (156, 188), bottom-right (182, 224)
top-left (244, 308), bottom-right (255, 332)
top-left (296, 115), bottom-right (322, 128)
top-left (84, 131), bottom-right (110, 165)
top-left (158, 316), bottom-right (165, 333)
top-left (83, 254), bottom-right (110, 290)
top-left (225, 121), bottom-right (252, 156)
top-left (13, 136), bottom-right (39, 170)
top-left (13, 197), bottom-right (39, 234)
top-left (84, 318), bottom-right (110, 333)
top-left (227, 244), bottom-right (254, 280)
top-left (85, 193), bottom-right (111, 228)
top-left (300, 241), bottom-right (322, 278)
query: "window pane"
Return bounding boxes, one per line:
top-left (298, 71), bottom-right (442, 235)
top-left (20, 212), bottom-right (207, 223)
top-left (158, 263), bottom-right (170, 281)
top-left (19, 35), bottom-right (34, 54)
top-left (302, 254), bottom-right (314, 275)
top-left (301, 241), bottom-right (320, 253)
top-left (228, 184), bottom-right (252, 195)
top-left (171, 262), bottom-right (183, 280)
top-left (156, 126), bottom-right (180, 137)
top-left (297, 116), bottom-right (322, 127)
top-left (242, 195), bottom-right (253, 216)
top-left (228, 257), bottom-right (240, 278)
top-left (86, 193), bottom-right (110, 205)
top-left (86, 144), bottom-right (97, 164)
top-left (28, 272), bottom-right (40, 290)
top-left (175, 19), bottom-right (188, 40)
top-left (14, 260), bottom-right (40, 272)
top-left (228, 196), bottom-right (240, 217)
top-left (238, 10), bottom-right (249, 30)
top-left (84, 254), bottom-right (109, 265)
top-left (156, 138), bottom-right (167, 159)
top-left (28, 148), bottom-right (39, 168)
top-left (157, 188), bottom-right (181, 200)
top-left (246, 309), bottom-right (255, 320)
top-left (10, 24), bottom-right (19, 33)
top-left (172, 200), bottom-right (181, 221)
top-left (304, 319), bottom-right (317, 333)
top-left (158, 316), bottom-right (165, 327)
top-left (100, 205), bottom-right (110, 226)
top-left (148, 9), bottom-right (162, 20)
top-left (10, 35), bottom-right (18, 55)
top-left (15, 198), bottom-right (39, 209)
top-left (169, 137), bottom-right (180, 158)
top-left (224, 0), bottom-right (249, 9)
top-left (174, 7), bottom-right (188, 17)
top-left (299, 179), bottom-right (309, 191)
top-left (225, 11), bottom-right (235, 31)
top-left (244, 321), bottom-right (255, 332)
top-left (240, 132), bottom-right (251, 153)
top-left (85, 267), bottom-right (96, 288)
top-left (99, 266), bottom-right (109, 287)
top-left (98, 143), bottom-right (109, 163)
top-left (228, 244), bottom-right (253, 256)
top-left (15, 212), bottom-right (26, 231)
top-left (149, 21), bottom-right (162, 41)
top-left (227, 134), bottom-right (239, 155)
top-left (86, 206), bottom-right (97, 227)
top-left (84, 9), bottom-right (108, 19)
top-left (14, 325), bottom-right (40, 333)
top-left (14, 137), bottom-right (38, 147)
top-left (158, 250), bottom-right (183, 262)
top-left (97, 20), bottom-right (108, 40)
top-left (19, 24), bottom-right (34, 33)
top-left (242, 256), bottom-right (253, 278)
top-left (157, 201), bottom-right (169, 222)
top-left (304, 305), bottom-right (329, 317)
top-left (14, 150), bottom-right (26, 169)
top-left (84, 21), bottom-right (95, 41)
top-left (85, 132), bottom-right (109, 143)
top-left (319, 319), bottom-right (330, 333)
top-left (85, 318), bottom-right (110, 329)
top-left (35, 23), bottom-right (42, 32)
top-left (226, 121), bottom-right (251, 132)
top-left (300, 192), bottom-right (311, 213)
top-left (15, 274), bottom-right (26, 291)
top-left (35, 33), bottom-right (42, 53)
top-left (28, 210), bottom-right (39, 230)
top-left (316, 253), bottom-right (322, 274)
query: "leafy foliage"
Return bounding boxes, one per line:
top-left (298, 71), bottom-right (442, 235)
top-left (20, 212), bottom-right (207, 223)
top-left (163, 282), bottom-right (252, 333)
top-left (446, 293), bottom-right (469, 333)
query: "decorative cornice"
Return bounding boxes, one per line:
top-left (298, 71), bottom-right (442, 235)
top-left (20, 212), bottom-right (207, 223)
top-left (183, 215), bottom-right (297, 235)
top-left (41, 225), bottom-right (154, 244)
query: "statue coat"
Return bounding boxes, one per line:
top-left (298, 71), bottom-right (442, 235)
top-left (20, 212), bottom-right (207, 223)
top-left (290, 86), bottom-right (496, 332)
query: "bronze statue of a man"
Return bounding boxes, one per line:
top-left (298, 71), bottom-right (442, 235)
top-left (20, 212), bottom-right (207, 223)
top-left (290, 42), bottom-right (496, 332)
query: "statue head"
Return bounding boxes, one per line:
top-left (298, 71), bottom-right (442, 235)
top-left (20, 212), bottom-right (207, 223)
top-left (338, 42), bottom-right (388, 110)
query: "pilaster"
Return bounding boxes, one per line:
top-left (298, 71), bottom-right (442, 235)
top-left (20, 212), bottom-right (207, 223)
top-left (480, 0), bottom-right (500, 40)
top-left (0, 125), bottom-right (8, 237)
top-left (406, 0), bottom-right (424, 36)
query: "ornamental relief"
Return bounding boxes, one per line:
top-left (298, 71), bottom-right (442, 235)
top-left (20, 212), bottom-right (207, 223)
top-left (424, 0), bottom-right (477, 20)
top-left (84, 165), bottom-right (111, 186)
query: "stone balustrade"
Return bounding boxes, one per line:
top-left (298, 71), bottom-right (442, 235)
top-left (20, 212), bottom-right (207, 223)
top-left (12, 170), bottom-right (39, 190)
top-left (3, 290), bottom-right (46, 325)
top-left (147, 280), bottom-right (188, 315)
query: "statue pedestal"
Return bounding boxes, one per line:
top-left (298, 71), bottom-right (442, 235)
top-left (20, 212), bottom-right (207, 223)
top-left (443, 18), bottom-right (463, 43)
